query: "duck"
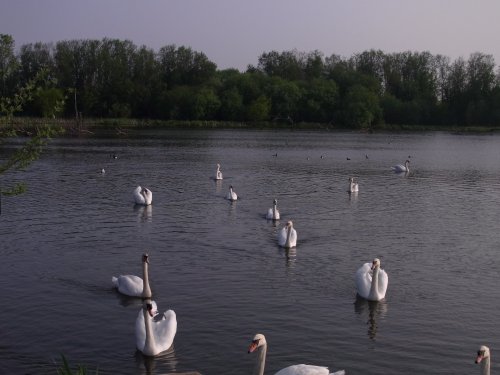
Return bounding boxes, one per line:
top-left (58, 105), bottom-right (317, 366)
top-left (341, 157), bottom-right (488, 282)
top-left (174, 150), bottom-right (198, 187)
top-left (248, 333), bottom-right (345, 375)
top-left (355, 258), bottom-right (388, 301)
top-left (215, 164), bottom-right (223, 180)
top-left (475, 345), bottom-right (491, 375)
top-left (348, 177), bottom-right (359, 193)
top-left (134, 186), bottom-right (152, 206)
top-left (112, 253), bottom-right (152, 298)
top-left (392, 160), bottom-right (410, 173)
top-left (266, 199), bottom-right (280, 220)
top-left (226, 185), bottom-right (238, 201)
top-left (278, 221), bottom-right (297, 249)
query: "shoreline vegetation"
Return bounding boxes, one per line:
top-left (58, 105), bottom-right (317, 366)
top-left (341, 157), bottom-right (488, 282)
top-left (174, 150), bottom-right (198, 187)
top-left (4, 117), bottom-right (500, 137)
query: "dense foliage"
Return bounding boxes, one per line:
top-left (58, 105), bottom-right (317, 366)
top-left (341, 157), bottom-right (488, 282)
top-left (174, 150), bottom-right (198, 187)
top-left (2, 34), bottom-right (500, 128)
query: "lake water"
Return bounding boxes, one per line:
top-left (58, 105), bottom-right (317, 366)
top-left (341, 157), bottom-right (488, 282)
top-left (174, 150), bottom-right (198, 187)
top-left (1, 129), bottom-right (500, 375)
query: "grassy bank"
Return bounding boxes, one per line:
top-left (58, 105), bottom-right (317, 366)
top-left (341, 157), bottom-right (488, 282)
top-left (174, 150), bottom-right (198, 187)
top-left (3, 117), bottom-right (500, 136)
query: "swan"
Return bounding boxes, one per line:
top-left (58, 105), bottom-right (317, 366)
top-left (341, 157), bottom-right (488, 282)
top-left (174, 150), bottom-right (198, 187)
top-left (475, 345), bottom-right (491, 375)
top-left (355, 258), bottom-right (388, 301)
top-left (348, 177), bottom-right (359, 193)
top-left (227, 185), bottom-right (238, 201)
top-left (392, 160), bottom-right (410, 173)
top-left (266, 199), bottom-right (280, 220)
top-left (215, 163), bottom-right (223, 180)
top-left (136, 299), bottom-right (177, 357)
top-left (134, 186), bottom-right (153, 206)
top-left (278, 221), bottom-right (297, 249)
top-left (248, 333), bottom-right (345, 375)
top-left (112, 253), bottom-right (152, 298)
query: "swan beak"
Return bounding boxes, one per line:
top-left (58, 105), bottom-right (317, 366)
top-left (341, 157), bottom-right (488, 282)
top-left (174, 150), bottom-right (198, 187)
top-left (247, 340), bottom-right (259, 353)
top-left (476, 351), bottom-right (485, 364)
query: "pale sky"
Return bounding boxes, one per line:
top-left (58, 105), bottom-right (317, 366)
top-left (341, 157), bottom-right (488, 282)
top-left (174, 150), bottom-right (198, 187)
top-left (2, 0), bottom-right (500, 71)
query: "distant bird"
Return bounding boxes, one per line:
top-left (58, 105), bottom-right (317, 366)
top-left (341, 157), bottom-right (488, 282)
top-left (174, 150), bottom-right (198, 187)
top-left (226, 185), bottom-right (238, 201)
top-left (392, 160), bottom-right (410, 173)
top-left (248, 333), bottom-right (345, 375)
top-left (266, 199), bottom-right (280, 220)
top-left (475, 345), bottom-right (491, 375)
top-left (365, 154), bottom-right (369, 159)
top-left (278, 220), bottom-right (297, 249)
top-left (348, 177), bottom-right (359, 193)
top-left (100, 168), bottom-right (105, 174)
top-left (111, 154), bottom-right (118, 159)
top-left (272, 153), bottom-right (278, 157)
top-left (346, 157), bottom-right (351, 160)
top-left (134, 186), bottom-right (153, 206)
top-left (355, 258), bottom-right (388, 301)
top-left (215, 163), bottom-right (223, 180)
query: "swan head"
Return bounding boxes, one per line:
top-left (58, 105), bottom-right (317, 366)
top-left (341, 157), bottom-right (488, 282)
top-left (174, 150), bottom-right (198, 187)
top-left (286, 220), bottom-right (293, 228)
top-left (371, 258), bottom-right (381, 270)
top-left (142, 253), bottom-right (149, 264)
top-left (143, 300), bottom-right (156, 317)
top-left (248, 333), bottom-right (267, 353)
top-left (273, 199), bottom-right (278, 205)
top-left (476, 345), bottom-right (490, 363)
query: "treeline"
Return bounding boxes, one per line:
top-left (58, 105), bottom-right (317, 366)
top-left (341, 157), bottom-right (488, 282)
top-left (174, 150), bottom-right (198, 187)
top-left (1, 34), bottom-right (500, 128)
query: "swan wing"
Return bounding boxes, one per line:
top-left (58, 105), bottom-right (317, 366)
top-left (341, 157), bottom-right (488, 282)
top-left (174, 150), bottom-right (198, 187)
top-left (113, 275), bottom-right (143, 297)
top-left (153, 309), bottom-right (177, 352)
top-left (277, 228), bottom-right (287, 246)
top-left (133, 186), bottom-right (146, 205)
top-left (143, 189), bottom-right (153, 205)
top-left (135, 308), bottom-right (146, 351)
top-left (274, 364), bottom-right (330, 375)
top-left (274, 209), bottom-right (280, 220)
top-left (355, 263), bottom-right (372, 299)
top-left (267, 208), bottom-right (274, 219)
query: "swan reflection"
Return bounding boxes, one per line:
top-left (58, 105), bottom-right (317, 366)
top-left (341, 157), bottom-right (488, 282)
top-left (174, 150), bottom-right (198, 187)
top-left (285, 247), bottom-right (296, 267)
top-left (214, 178), bottom-right (223, 193)
top-left (135, 345), bottom-right (179, 375)
top-left (354, 295), bottom-right (388, 340)
top-left (134, 204), bottom-right (153, 222)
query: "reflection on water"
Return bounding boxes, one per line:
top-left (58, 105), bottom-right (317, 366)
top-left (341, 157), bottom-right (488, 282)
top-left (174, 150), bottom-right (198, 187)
top-left (214, 179), bottom-right (223, 194)
top-left (135, 204), bottom-right (153, 222)
top-left (135, 346), bottom-right (179, 375)
top-left (285, 247), bottom-right (297, 267)
top-left (354, 296), bottom-right (388, 340)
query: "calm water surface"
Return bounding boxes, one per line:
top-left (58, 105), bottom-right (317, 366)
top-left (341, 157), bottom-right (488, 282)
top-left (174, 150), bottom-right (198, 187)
top-left (1, 130), bottom-right (500, 374)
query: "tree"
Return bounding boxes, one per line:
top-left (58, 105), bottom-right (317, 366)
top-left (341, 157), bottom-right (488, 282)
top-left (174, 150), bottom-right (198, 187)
top-left (0, 69), bottom-right (64, 200)
top-left (0, 34), bottom-right (19, 98)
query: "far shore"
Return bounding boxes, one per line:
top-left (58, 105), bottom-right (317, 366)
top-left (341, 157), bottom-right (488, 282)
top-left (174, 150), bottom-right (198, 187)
top-left (3, 117), bottom-right (500, 136)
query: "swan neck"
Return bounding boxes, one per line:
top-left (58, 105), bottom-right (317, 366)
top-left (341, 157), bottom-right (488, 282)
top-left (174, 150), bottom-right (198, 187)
top-left (143, 304), bottom-right (155, 355)
top-left (369, 266), bottom-right (379, 298)
top-left (253, 343), bottom-right (266, 375)
top-left (285, 226), bottom-right (292, 248)
top-left (142, 261), bottom-right (152, 298)
top-left (480, 356), bottom-right (490, 375)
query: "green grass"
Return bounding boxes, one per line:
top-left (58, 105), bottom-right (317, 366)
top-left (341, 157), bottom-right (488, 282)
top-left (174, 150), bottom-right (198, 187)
top-left (56, 355), bottom-right (98, 375)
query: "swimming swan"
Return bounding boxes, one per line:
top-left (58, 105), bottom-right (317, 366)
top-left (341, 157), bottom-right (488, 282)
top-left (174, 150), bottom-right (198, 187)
top-left (348, 177), bottom-right (359, 193)
top-left (227, 185), bottom-right (238, 201)
top-left (215, 164), bottom-right (223, 180)
top-left (392, 160), bottom-right (410, 173)
top-left (248, 333), bottom-right (345, 375)
top-left (475, 345), bottom-right (491, 375)
top-left (266, 199), bottom-right (280, 220)
top-left (355, 258), bottom-right (388, 301)
top-left (278, 221), bottom-right (297, 249)
top-left (134, 186), bottom-right (153, 206)
top-left (136, 299), bottom-right (177, 357)
top-left (112, 254), bottom-right (152, 298)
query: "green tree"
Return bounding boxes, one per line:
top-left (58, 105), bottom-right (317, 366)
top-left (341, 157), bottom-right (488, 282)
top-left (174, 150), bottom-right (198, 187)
top-left (0, 34), bottom-right (19, 98)
top-left (342, 84), bottom-right (382, 128)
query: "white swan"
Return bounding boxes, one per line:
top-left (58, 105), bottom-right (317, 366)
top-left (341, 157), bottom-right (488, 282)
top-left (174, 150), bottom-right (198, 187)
top-left (134, 186), bottom-right (153, 206)
top-left (392, 160), bottom-right (410, 173)
top-left (248, 333), bottom-right (345, 375)
top-left (266, 199), bottom-right (280, 220)
top-left (136, 299), bottom-right (177, 357)
top-left (226, 185), bottom-right (238, 201)
top-left (215, 163), bottom-right (223, 180)
top-left (475, 345), bottom-right (491, 375)
top-left (355, 258), bottom-right (388, 301)
top-left (348, 177), bottom-right (359, 193)
top-left (278, 221), bottom-right (297, 249)
top-left (112, 254), bottom-right (152, 298)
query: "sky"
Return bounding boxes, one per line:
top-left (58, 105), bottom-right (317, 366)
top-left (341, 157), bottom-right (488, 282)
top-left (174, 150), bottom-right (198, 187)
top-left (2, 0), bottom-right (500, 71)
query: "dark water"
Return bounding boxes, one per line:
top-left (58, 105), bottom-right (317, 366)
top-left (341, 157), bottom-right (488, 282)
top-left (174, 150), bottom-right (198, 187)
top-left (1, 130), bottom-right (500, 375)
